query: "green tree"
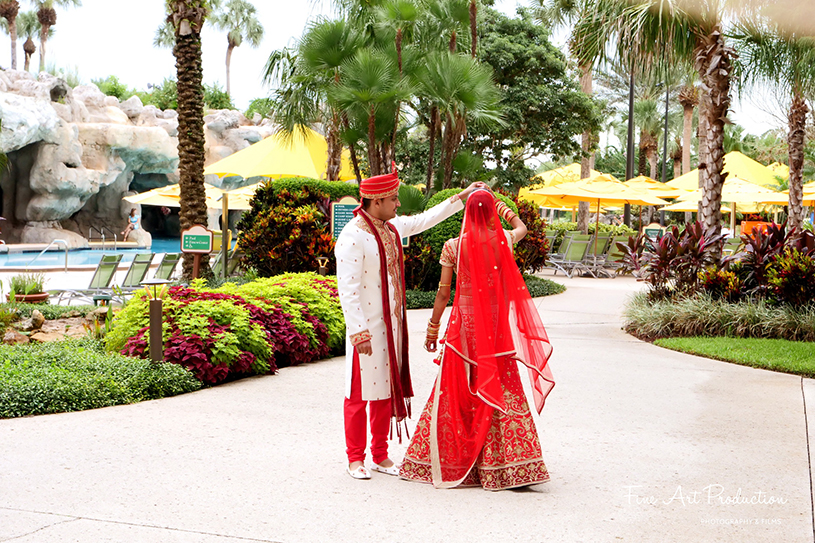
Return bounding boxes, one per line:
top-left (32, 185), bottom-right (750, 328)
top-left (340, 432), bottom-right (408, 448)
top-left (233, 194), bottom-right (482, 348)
top-left (210, 0), bottom-right (264, 96)
top-left (32, 0), bottom-right (80, 72)
top-left (470, 7), bottom-right (601, 189)
top-left (93, 75), bottom-right (133, 101)
top-left (732, 13), bottom-right (815, 230)
top-left (0, 0), bottom-right (19, 69)
top-left (165, 0), bottom-right (214, 279)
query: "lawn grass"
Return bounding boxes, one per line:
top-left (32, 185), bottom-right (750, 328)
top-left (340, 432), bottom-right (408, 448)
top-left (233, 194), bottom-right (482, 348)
top-left (654, 336), bottom-right (815, 378)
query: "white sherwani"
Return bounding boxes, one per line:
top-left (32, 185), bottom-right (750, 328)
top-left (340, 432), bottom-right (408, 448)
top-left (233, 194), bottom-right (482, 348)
top-left (335, 198), bottom-right (464, 400)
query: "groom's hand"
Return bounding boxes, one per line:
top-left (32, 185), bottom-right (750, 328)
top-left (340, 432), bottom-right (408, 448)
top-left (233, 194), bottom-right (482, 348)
top-left (458, 182), bottom-right (489, 201)
top-left (356, 340), bottom-right (372, 356)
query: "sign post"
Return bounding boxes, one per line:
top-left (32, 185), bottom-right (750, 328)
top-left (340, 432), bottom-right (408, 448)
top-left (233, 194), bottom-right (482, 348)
top-left (330, 196), bottom-right (409, 247)
top-left (181, 224), bottom-right (213, 279)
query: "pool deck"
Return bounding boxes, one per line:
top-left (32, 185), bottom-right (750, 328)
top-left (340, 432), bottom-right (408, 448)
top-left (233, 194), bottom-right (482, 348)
top-left (0, 273), bottom-right (812, 542)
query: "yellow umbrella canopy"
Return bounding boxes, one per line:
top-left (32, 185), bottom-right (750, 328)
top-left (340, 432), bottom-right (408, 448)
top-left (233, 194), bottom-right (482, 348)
top-left (531, 163), bottom-right (612, 187)
top-left (676, 176), bottom-right (781, 204)
top-left (124, 183), bottom-right (227, 209)
top-left (661, 200), bottom-right (732, 213)
top-left (755, 184), bottom-right (815, 206)
top-left (203, 127), bottom-right (356, 181)
top-left (531, 175), bottom-right (669, 207)
top-left (623, 175), bottom-right (686, 199)
top-left (666, 151), bottom-right (787, 191)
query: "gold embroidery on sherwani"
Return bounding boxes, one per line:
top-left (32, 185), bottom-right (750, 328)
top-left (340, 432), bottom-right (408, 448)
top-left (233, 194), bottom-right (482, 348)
top-left (356, 211), bottom-right (404, 320)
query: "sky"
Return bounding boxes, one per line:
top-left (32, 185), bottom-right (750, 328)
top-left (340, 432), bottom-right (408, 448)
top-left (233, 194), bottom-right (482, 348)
top-left (38, 0), bottom-right (781, 139)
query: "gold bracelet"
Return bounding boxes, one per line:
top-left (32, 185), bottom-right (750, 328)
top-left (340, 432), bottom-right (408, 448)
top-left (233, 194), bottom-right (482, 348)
top-left (438, 282), bottom-right (451, 288)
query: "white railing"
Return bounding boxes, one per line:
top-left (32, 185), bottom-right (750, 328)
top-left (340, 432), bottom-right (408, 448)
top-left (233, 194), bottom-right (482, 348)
top-left (26, 239), bottom-right (69, 271)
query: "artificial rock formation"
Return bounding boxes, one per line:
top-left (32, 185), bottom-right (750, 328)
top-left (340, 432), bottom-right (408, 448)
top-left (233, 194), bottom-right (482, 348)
top-left (0, 70), bottom-right (273, 245)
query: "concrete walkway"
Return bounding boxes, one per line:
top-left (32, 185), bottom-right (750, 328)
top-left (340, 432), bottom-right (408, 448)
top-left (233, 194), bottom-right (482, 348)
top-left (0, 275), bottom-right (812, 542)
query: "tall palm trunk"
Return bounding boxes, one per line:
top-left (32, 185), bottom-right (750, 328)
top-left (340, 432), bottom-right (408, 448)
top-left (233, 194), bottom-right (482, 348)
top-left (425, 106), bottom-right (438, 192)
top-left (173, 9), bottom-right (210, 278)
top-left (577, 64), bottom-right (592, 234)
top-left (678, 85), bottom-right (698, 175)
top-left (469, 0), bottom-right (477, 58)
top-left (367, 105), bottom-right (379, 176)
top-left (23, 36), bottom-right (34, 71)
top-left (787, 91), bottom-right (808, 230)
top-left (648, 148), bottom-right (658, 179)
top-left (225, 41), bottom-right (235, 96)
top-left (694, 27), bottom-right (734, 239)
top-left (0, 1), bottom-right (20, 70)
top-left (392, 27), bottom-right (402, 162)
top-left (325, 120), bottom-right (342, 181)
top-left (342, 114), bottom-right (362, 181)
top-left (36, 6), bottom-right (55, 72)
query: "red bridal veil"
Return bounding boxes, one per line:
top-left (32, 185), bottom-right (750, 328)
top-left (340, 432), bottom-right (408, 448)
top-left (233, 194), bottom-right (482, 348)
top-left (429, 189), bottom-right (554, 487)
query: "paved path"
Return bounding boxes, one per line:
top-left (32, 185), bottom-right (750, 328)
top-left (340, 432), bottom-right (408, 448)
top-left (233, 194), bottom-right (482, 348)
top-left (0, 275), bottom-right (812, 542)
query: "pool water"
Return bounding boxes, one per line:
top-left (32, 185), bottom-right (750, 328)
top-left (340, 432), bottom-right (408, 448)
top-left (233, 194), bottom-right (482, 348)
top-left (0, 238), bottom-right (209, 268)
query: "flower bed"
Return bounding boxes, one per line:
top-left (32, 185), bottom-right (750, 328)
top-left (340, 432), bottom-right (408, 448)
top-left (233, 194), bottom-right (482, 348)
top-left (106, 273), bottom-right (343, 385)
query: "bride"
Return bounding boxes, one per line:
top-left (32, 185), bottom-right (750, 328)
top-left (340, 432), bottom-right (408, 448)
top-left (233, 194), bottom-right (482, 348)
top-left (400, 188), bottom-right (555, 490)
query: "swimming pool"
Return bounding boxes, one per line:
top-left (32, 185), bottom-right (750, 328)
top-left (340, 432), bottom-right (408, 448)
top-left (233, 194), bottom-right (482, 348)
top-left (0, 238), bottom-right (187, 268)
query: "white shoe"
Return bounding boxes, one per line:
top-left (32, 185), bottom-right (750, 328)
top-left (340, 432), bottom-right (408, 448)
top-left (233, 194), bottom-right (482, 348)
top-left (347, 465), bottom-right (371, 480)
top-left (372, 463), bottom-right (400, 476)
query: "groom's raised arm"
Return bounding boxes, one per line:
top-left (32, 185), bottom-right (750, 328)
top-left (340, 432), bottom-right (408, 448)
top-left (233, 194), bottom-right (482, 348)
top-left (394, 182), bottom-right (487, 238)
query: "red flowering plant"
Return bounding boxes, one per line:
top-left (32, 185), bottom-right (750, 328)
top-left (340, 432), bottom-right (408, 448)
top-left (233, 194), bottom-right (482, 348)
top-left (107, 273), bottom-right (344, 385)
top-left (511, 195), bottom-right (549, 273)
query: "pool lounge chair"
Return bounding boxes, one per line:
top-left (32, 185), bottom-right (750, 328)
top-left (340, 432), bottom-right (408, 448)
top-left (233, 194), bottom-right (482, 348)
top-left (111, 253), bottom-right (155, 303)
top-left (51, 254), bottom-right (123, 305)
top-left (152, 252), bottom-right (181, 281)
top-left (549, 233), bottom-right (592, 278)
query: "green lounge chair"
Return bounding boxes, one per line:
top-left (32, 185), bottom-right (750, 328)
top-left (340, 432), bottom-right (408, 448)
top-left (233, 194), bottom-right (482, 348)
top-left (549, 233), bottom-right (592, 278)
top-left (111, 253), bottom-right (155, 303)
top-left (52, 254), bottom-right (124, 305)
top-left (152, 252), bottom-right (181, 281)
top-left (583, 233), bottom-right (614, 278)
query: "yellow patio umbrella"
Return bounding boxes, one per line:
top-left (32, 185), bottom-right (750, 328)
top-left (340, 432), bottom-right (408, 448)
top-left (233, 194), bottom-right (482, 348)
top-left (666, 151), bottom-right (787, 191)
top-left (123, 183), bottom-right (244, 210)
top-left (531, 163), bottom-right (612, 187)
top-left (203, 127), bottom-right (356, 181)
top-left (676, 176), bottom-right (781, 231)
top-left (754, 185), bottom-right (815, 206)
top-left (661, 200), bottom-right (732, 213)
top-left (531, 175), bottom-right (668, 254)
top-left (623, 175), bottom-right (686, 199)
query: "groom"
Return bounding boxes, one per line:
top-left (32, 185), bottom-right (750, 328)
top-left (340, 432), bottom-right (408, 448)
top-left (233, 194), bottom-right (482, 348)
top-left (335, 166), bottom-right (485, 479)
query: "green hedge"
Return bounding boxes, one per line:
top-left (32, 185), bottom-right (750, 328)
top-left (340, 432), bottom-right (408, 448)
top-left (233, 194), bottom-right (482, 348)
top-left (0, 339), bottom-right (201, 418)
top-left (268, 177), bottom-right (359, 200)
top-left (405, 275), bottom-right (564, 309)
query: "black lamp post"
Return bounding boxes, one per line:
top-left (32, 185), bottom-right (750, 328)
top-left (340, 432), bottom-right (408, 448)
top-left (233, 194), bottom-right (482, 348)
top-left (624, 72), bottom-right (636, 227)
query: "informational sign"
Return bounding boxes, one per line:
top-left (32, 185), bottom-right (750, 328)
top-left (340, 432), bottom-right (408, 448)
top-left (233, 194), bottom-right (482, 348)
top-left (181, 224), bottom-right (213, 254)
top-left (331, 195), bottom-right (409, 247)
top-left (331, 196), bottom-right (359, 238)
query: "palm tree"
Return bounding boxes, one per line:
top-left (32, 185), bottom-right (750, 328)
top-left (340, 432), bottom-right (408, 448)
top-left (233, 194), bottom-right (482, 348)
top-left (329, 47), bottom-right (407, 176)
top-left (415, 50), bottom-right (502, 188)
top-left (606, 0), bottom-right (739, 237)
top-left (267, 18), bottom-right (364, 181)
top-left (166, 0), bottom-right (212, 279)
top-left (32, 0), bottom-right (80, 72)
top-left (17, 8), bottom-right (35, 70)
top-left (731, 15), bottom-right (815, 231)
top-left (210, 0), bottom-right (263, 96)
top-left (0, 0), bottom-right (19, 69)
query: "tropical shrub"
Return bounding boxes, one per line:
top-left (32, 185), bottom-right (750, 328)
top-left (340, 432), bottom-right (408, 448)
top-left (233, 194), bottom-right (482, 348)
top-left (237, 179), bottom-right (359, 277)
top-left (514, 197), bottom-right (549, 273)
top-left (766, 248), bottom-right (815, 307)
top-left (403, 233), bottom-right (442, 291)
top-left (698, 268), bottom-right (743, 303)
top-left (0, 339), bottom-right (201, 418)
top-left (617, 222), bottom-right (724, 301)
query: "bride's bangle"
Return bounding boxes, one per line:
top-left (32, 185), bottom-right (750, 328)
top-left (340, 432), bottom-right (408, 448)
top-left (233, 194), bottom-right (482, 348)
top-left (426, 319), bottom-right (441, 339)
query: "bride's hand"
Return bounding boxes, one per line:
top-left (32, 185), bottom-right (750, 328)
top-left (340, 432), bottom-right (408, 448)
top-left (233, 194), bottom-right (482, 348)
top-left (424, 338), bottom-right (437, 352)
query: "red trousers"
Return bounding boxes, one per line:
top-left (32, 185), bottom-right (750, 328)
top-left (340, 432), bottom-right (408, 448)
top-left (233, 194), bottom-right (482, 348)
top-left (344, 351), bottom-right (391, 465)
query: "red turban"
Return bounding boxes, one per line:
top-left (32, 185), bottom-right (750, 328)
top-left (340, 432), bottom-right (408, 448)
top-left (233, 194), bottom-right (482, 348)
top-left (359, 163), bottom-right (400, 199)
